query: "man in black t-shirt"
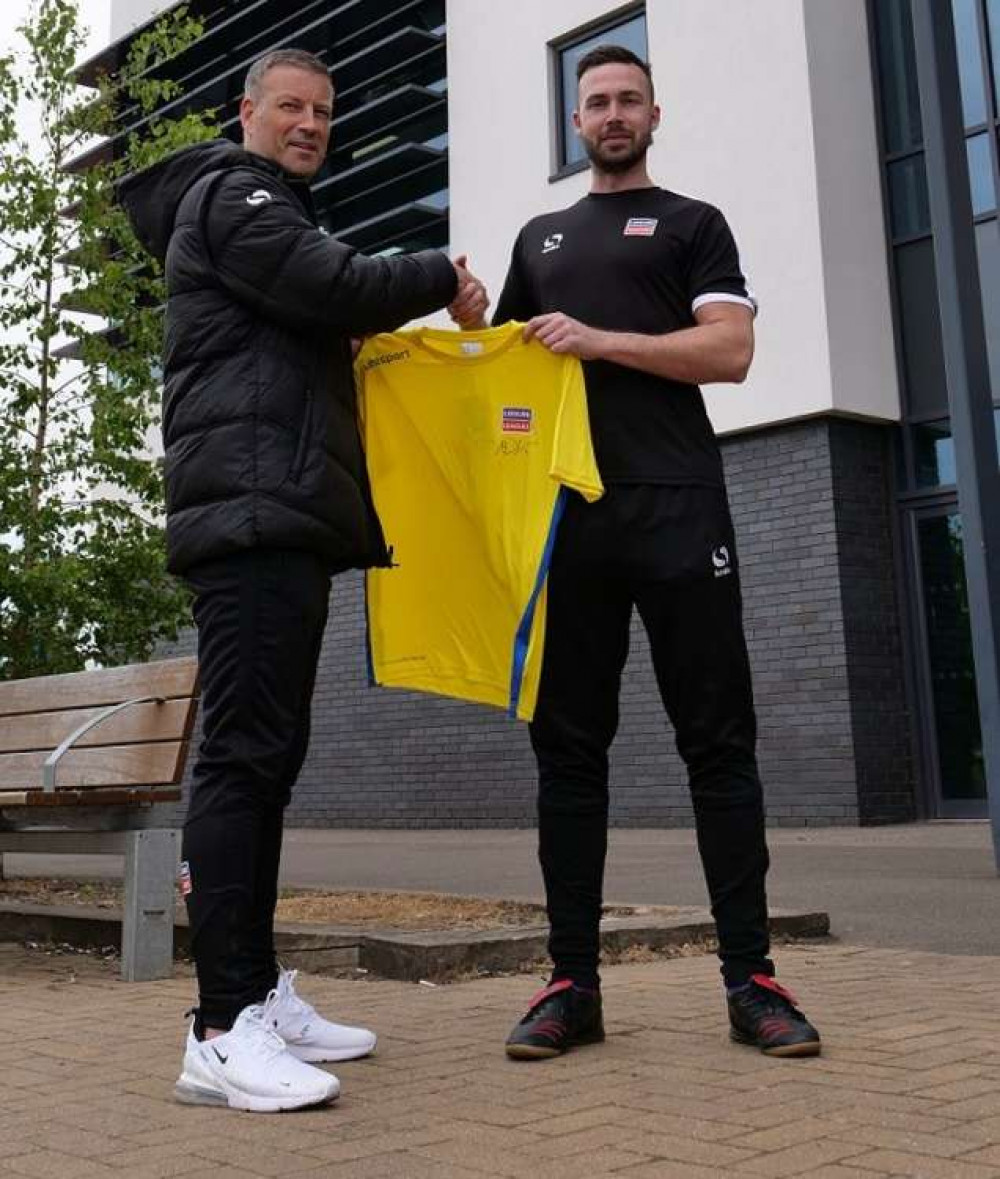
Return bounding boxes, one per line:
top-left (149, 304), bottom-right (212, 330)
top-left (459, 45), bottom-right (821, 1061)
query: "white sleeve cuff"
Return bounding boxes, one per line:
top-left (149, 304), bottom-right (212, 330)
top-left (692, 292), bottom-right (759, 318)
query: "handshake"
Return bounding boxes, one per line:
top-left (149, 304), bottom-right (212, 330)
top-left (448, 254), bottom-right (490, 330)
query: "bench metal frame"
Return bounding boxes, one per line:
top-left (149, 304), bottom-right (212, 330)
top-left (42, 694), bottom-right (164, 791)
top-left (1, 693), bottom-right (182, 982)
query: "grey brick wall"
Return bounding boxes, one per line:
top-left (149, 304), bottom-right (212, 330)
top-left (162, 416), bottom-right (917, 827)
top-left (829, 420), bottom-right (915, 822)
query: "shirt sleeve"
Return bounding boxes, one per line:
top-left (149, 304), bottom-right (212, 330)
top-left (492, 230), bottom-right (538, 325)
top-left (687, 206), bottom-right (758, 318)
top-left (551, 355), bottom-right (604, 504)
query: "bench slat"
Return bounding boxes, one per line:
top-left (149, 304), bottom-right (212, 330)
top-left (0, 786), bottom-right (182, 808)
top-left (0, 741), bottom-right (188, 790)
top-left (0, 699), bottom-right (197, 755)
top-left (0, 657), bottom-right (199, 719)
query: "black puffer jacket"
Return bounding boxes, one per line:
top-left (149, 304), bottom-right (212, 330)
top-left (118, 139), bottom-right (457, 574)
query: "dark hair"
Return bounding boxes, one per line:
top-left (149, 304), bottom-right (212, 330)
top-left (244, 49), bottom-right (331, 100)
top-left (576, 43), bottom-right (654, 100)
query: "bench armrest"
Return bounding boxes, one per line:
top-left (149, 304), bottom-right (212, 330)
top-left (43, 695), bottom-right (165, 792)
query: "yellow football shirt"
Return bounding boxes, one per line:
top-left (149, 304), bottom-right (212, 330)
top-left (355, 322), bottom-right (603, 721)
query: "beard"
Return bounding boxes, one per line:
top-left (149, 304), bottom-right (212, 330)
top-left (581, 126), bottom-right (654, 175)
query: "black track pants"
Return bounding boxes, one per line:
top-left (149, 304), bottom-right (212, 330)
top-left (181, 548), bottom-right (331, 1029)
top-left (529, 485), bottom-right (773, 988)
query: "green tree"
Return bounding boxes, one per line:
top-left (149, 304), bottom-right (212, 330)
top-left (0, 0), bottom-right (217, 678)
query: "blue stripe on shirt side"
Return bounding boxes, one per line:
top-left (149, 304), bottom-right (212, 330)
top-left (508, 486), bottom-right (568, 718)
top-left (364, 572), bottom-right (377, 688)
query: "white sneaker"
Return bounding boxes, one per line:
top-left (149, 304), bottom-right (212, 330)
top-left (266, 967), bottom-right (377, 1063)
top-left (174, 994), bottom-right (340, 1112)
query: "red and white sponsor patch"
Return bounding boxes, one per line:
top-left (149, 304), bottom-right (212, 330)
top-left (502, 407), bottom-right (532, 434)
top-left (623, 217), bottom-right (658, 237)
top-left (178, 860), bottom-right (192, 897)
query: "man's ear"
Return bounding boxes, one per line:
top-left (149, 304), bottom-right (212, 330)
top-left (651, 103), bottom-right (661, 132)
top-left (239, 95), bottom-right (255, 138)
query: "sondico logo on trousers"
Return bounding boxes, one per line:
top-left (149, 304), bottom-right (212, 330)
top-left (712, 545), bottom-right (733, 578)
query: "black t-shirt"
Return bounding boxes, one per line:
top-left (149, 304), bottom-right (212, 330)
top-left (493, 187), bottom-right (755, 487)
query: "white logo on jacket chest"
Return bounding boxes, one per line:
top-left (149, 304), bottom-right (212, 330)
top-left (542, 233), bottom-right (564, 254)
top-left (246, 189), bottom-right (273, 206)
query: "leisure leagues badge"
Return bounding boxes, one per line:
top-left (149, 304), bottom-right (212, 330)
top-left (502, 407), bottom-right (532, 434)
top-left (624, 217), bottom-right (658, 237)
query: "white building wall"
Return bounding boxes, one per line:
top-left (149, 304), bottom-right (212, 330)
top-left (111, 0), bottom-right (168, 37)
top-left (447, 0), bottom-right (901, 434)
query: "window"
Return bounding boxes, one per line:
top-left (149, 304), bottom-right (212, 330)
top-left (912, 410), bottom-right (1000, 487)
top-left (551, 6), bottom-right (647, 178)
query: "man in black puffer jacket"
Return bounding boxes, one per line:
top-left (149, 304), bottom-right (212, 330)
top-left (119, 47), bottom-right (485, 1114)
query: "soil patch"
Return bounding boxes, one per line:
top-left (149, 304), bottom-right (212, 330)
top-left (0, 878), bottom-right (634, 932)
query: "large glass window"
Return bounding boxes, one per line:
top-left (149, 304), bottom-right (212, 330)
top-left (894, 238), bottom-right (949, 417)
top-left (874, 0), bottom-right (1000, 241)
top-left (916, 512), bottom-right (986, 806)
top-left (913, 410), bottom-right (1000, 487)
top-left (967, 131), bottom-right (998, 211)
top-left (888, 154), bottom-right (932, 235)
top-left (552, 7), bottom-right (647, 175)
top-left (953, 0), bottom-right (990, 126)
top-left (873, 0), bottom-right (924, 152)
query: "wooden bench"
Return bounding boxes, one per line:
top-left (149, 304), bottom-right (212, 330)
top-left (0, 656), bottom-right (199, 980)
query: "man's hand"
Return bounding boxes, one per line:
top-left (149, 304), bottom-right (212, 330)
top-left (448, 254), bottom-right (490, 329)
top-left (523, 313), bottom-right (608, 360)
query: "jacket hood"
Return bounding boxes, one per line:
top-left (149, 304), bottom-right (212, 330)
top-left (117, 138), bottom-right (269, 262)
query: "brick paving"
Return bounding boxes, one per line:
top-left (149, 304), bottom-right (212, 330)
top-left (2, 942), bottom-right (1000, 1178)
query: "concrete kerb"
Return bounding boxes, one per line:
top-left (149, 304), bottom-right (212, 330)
top-left (0, 900), bottom-right (830, 981)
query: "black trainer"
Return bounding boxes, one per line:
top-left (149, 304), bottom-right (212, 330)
top-left (727, 974), bottom-right (821, 1057)
top-left (505, 979), bottom-right (605, 1060)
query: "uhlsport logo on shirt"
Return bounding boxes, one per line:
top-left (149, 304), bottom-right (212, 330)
top-left (623, 217), bottom-right (658, 237)
top-left (502, 407), bottom-right (533, 434)
top-left (362, 349), bottom-right (410, 372)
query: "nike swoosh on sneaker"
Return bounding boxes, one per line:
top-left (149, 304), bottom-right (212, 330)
top-left (211, 1046), bottom-right (228, 1064)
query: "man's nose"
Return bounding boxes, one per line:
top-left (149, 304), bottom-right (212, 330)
top-left (298, 109), bottom-right (323, 135)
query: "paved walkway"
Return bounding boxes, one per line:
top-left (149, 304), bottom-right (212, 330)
top-left (3, 941), bottom-right (1000, 1178)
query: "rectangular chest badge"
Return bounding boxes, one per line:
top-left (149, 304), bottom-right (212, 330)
top-left (502, 407), bottom-right (533, 434)
top-left (623, 217), bottom-right (659, 237)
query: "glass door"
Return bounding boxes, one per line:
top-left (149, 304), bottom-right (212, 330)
top-left (912, 507), bottom-right (987, 816)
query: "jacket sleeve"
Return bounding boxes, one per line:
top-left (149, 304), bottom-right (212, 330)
top-left (203, 169), bottom-right (458, 335)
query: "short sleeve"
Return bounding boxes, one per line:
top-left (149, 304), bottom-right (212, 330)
top-left (687, 206), bottom-right (758, 318)
top-left (550, 355), bottom-right (604, 503)
top-left (493, 230), bottom-right (538, 325)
